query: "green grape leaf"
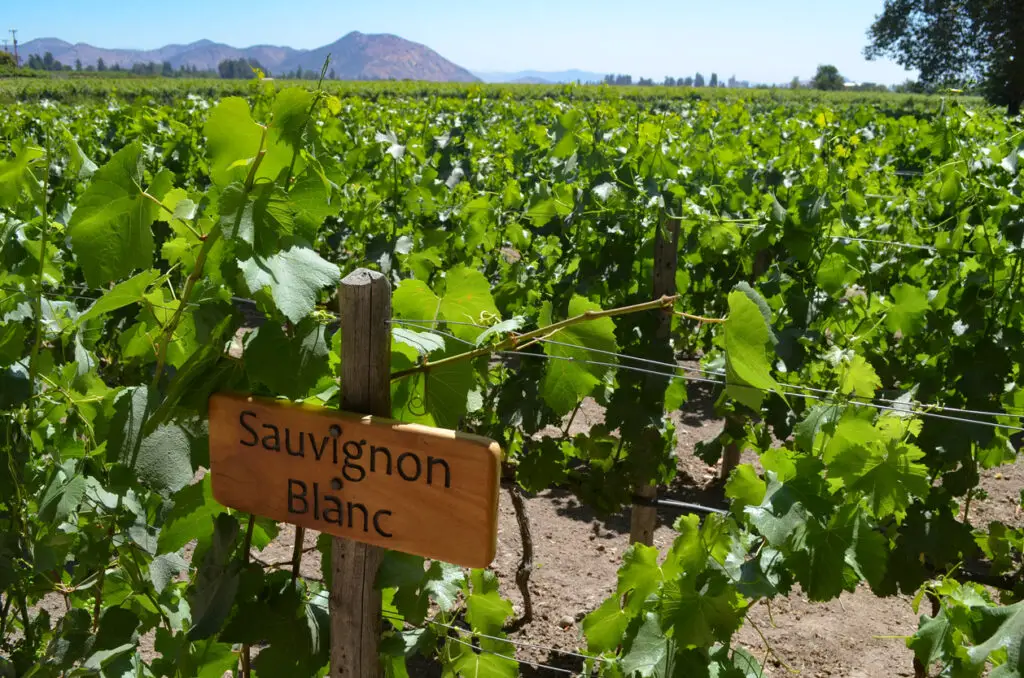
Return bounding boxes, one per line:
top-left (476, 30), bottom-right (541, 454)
top-left (725, 464), bottom-right (766, 514)
top-left (788, 517), bottom-right (849, 601)
top-left (724, 289), bottom-right (779, 411)
top-left (392, 328), bottom-right (445, 356)
top-left (246, 320), bottom-right (330, 400)
top-left (392, 279), bottom-right (441, 321)
top-left (827, 417), bottom-right (929, 519)
top-left (621, 613), bottom-right (674, 677)
top-left (204, 97), bottom-right (264, 187)
top-left (466, 569), bottom-right (513, 636)
top-left (158, 475), bottom-right (225, 553)
top-left (219, 181), bottom-right (295, 257)
top-left (816, 253), bottom-right (860, 296)
top-left (187, 513), bottom-right (242, 640)
top-left (108, 386), bottom-right (195, 493)
top-left (67, 142), bottom-right (164, 287)
top-left (583, 597), bottom-right (628, 653)
top-left (38, 473), bottom-right (86, 523)
top-left (474, 317), bottom-right (525, 347)
top-left (0, 323), bottom-right (26, 368)
top-left (450, 644), bottom-right (518, 678)
top-left (745, 473), bottom-right (808, 548)
top-left (440, 266), bottom-right (499, 342)
top-left (240, 246), bottom-right (341, 324)
top-left (841, 355), bottom-right (880, 397)
top-left (794, 404), bottom-right (842, 453)
top-left (539, 296), bottom-right (618, 415)
top-left (662, 573), bottom-right (746, 649)
top-left (423, 355), bottom-right (474, 428)
top-left (0, 145), bottom-right (43, 208)
top-left (526, 198), bottom-right (558, 227)
top-left (885, 284), bottom-right (929, 337)
top-left (664, 379), bottom-right (688, 412)
top-left (965, 600), bottom-right (1024, 677)
top-left (908, 611), bottom-right (954, 670)
top-left (422, 561), bottom-right (465, 613)
top-left (77, 269), bottom-right (162, 325)
top-left (617, 544), bottom-right (663, 616)
top-left (150, 552), bottom-right (189, 594)
top-left (270, 87), bottom-right (315, 150)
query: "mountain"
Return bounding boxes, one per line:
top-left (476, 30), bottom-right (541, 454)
top-left (18, 32), bottom-right (478, 82)
top-left (474, 69), bottom-right (607, 84)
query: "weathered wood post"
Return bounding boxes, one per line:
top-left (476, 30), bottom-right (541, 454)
top-left (332, 268), bottom-right (390, 677)
top-left (629, 216), bottom-right (680, 545)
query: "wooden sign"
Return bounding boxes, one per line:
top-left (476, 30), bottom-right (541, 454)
top-left (208, 392), bottom-right (502, 568)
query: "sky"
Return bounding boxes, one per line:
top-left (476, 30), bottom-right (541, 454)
top-left (3, 0), bottom-right (914, 85)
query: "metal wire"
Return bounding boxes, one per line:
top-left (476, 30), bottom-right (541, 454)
top-left (380, 610), bottom-right (596, 674)
top-left (391, 315), bottom-right (1024, 423)
top-left (442, 634), bottom-right (579, 675)
top-left (8, 284), bottom-right (1024, 426)
top-left (498, 350), bottom-right (1024, 433)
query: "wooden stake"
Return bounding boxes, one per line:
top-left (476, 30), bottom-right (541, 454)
top-left (332, 268), bottom-right (389, 678)
top-left (629, 216), bottom-right (680, 545)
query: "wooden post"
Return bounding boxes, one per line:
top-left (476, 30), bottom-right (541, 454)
top-left (332, 268), bottom-right (390, 678)
top-left (629, 216), bottom-right (680, 545)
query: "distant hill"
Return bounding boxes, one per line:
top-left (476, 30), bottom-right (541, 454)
top-left (474, 69), bottom-right (607, 84)
top-left (18, 32), bottom-right (479, 82)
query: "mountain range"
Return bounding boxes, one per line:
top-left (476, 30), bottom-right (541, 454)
top-left (473, 69), bottom-right (608, 84)
top-left (18, 31), bottom-right (479, 82)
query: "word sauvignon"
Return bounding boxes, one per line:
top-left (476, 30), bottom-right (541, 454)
top-left (238, 410), bottom-right (453, 538)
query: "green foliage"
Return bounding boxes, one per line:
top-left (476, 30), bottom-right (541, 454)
top-left (0, 79), bottom-right (1020, 678)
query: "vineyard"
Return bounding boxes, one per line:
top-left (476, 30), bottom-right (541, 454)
top-left (0, 75), bottom-right (1022, 677)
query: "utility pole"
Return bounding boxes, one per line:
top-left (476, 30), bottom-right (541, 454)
top-left (9, 29), bottom-right (17, 66)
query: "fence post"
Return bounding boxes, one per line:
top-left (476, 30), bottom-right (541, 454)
top-left (629, 216), bottom-right (680, 545)
top-left (331, 268), bottom-right (390, 677)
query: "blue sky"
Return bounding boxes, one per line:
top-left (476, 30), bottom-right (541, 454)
top-left (5, 0), bottom-right (913, 84)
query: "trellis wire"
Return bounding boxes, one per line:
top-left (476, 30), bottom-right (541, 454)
top-left (8, 286), bottom-right (1024, 429)
top-left (494, 351), bottom-right (1024, 433)
top-left (380, 609), bottom-right (597, 675)
top-left (392, 318), bottom-right (1024, 424)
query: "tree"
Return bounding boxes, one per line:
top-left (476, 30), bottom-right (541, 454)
top-left (866, 0), bottom-right (1024, 114)
top-left (790, 76), bottom-right (801, 89)
top-left (812, 64), bottom-right (845, 90)
top-left (683, 76), bottom-right (694, 86)
top-left (0, 51), bottom-right (15, 68)
top-left (694, 72), bottom-right (705, 87)
top-left (74, 58), bottom-right (82, 71)
top-left (161, 61), bottom-right (173, 77)
top-left (709, 72), bottom-right (719, 87)
top-left (218, 58), bottom-right (265, 79)
top-left (97, 57), bottom-right (106, 72)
